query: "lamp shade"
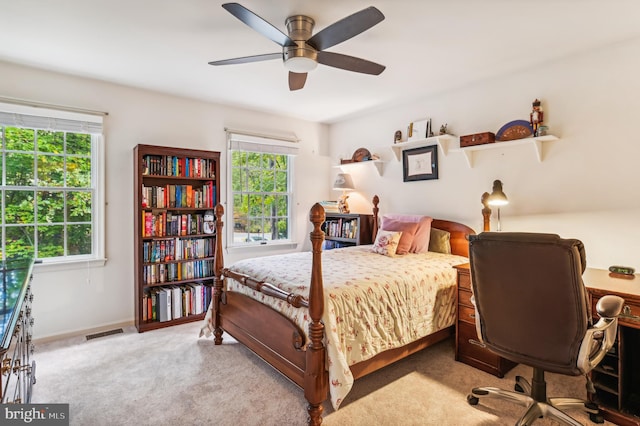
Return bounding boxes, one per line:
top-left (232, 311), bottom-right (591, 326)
top-left (488, 180), bottom-right (508, 206)
top-left (333, 173), bottom-right (355, 191)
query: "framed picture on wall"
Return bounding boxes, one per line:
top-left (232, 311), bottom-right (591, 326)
top-left (408, 118), bottom-right (430, 141)
top-left (402, 145), bottom-right (438, 182)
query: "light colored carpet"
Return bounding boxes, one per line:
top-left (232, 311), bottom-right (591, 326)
top-left (33, 321), bottom-right (614, 426)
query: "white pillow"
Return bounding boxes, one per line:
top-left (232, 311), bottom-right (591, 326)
top-left (371, 230), bottom-right (402, 257)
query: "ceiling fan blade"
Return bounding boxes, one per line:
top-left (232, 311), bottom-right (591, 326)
top-left (289, 72), bottom-right (307, 91)
top-left (209, 52), bottom-right (281, 66)
top-left (222, 3), bottom-right (296, 47)
top-left (317, 51), bottom-right (385, 75)
top-left (306, 6), bottom-right (384, 51)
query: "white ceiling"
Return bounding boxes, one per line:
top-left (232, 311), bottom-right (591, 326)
top-left (3, 0), bottom-right (640, 123)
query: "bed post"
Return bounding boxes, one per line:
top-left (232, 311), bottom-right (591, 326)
top-left (371, 194), bottom-right (379, 242)
top-left (212, 203), bottom-right (225, 345)
top-left (481, 192), bottom-right (491, 232)
top-left (305, 203), bottom-right (328, 426)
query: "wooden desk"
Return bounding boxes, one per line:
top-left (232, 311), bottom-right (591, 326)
top-left (583, 268), bottom-right (640, 426)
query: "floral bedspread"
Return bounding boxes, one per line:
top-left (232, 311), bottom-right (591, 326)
top-left (200, 245), bottom-right (467, 409)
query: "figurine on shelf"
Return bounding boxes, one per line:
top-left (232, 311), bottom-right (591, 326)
top-left (394, 130), bottom-right (402, 143)
top-left (338, 194), bottom-right (350, 213)
top-left (530, 99), bottom-right (544, 136)
top-left (203, 210), bottom-right (215, 234)
top-left (439, 123), bottom-right (448, 135)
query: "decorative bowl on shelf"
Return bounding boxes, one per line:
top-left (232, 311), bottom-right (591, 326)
top-left (352, 147), bottom-right (372, 162)
top-left (496, 120), bottom-right (534, 141)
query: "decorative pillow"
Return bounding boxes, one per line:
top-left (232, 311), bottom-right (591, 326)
top-left (382, 214), bottom-right (433, 253)
top-left (380, 220), bottom-right (419, 255)
top-left (371, 230), bottom-right (402, 257)
top-left (428, 227), bottom-right (451, 254)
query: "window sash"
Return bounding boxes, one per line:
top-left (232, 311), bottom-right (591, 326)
top-left (0, 101), bottom-right (104, 264)
top-left (227, 132), bottom-right (295, 248)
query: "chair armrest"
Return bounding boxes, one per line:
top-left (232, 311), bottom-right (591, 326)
top-left (596, 295), bottom-right (624, 318)
top-left (577, 295), bottom-right (625, 373)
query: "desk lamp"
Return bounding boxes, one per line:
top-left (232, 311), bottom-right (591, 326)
top-left (333, 173), bottom-right (355, 213)
top-left (487, 180), bottom-right (509, 231)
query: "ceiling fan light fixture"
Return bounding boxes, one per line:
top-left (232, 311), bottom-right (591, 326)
top-left (284, 56), bottom-right (317, 73)
top-left (212, 4), bottom-right (386, 90)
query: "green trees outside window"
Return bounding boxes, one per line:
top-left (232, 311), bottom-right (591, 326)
top-left (1, 126), bottom-right (94, 260)
top-left (231, 150), bottom-right (291, 244)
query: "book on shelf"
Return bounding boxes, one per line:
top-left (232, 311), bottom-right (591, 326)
top-left (323, 218), bottom-right (358, 239)
top-left (322, 240), bottom-right (350, 250)
top-left (144, 282), bottom-right (211, 322)
top-left (142, 154), bottom-right (217, 179)
top-left (157, 288), bottom-right (171, 322)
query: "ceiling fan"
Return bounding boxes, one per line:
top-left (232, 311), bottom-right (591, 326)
top-left (209, 3), bottom-right (386, 91)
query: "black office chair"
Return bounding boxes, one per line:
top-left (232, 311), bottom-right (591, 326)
top-left (466, 232), bottom-right (624, 425)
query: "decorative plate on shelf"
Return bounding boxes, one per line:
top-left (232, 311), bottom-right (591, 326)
top-left (496, 120), bottom-right (533, 141)
top-left (352, 147), bottom-right (372, 162)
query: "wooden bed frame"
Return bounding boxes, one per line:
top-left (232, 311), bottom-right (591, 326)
top-left (209, 196), bottom-right (475, 425)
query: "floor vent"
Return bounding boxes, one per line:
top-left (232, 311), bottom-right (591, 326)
top-left (86, 328), bottom-right (124, 341)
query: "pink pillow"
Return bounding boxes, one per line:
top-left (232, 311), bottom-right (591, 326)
top-left (382, 214), bottom-right (433, 253)
top-left (380, 220), bottom-right (418, 255)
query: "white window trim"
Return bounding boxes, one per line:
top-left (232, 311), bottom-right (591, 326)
top-left (226, 131), bottom-right (299, 251)
top-left (0, 101), bottom-right (106, 268)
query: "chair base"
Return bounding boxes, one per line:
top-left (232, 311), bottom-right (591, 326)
top-left (467, 373), bottom-right (605, 426)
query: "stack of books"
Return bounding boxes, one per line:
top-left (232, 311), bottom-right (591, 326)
top-left (319, 200), bottom-right (340, 213)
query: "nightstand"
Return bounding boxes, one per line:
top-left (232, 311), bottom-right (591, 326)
top-left (454, 263), bottom-right (517, 377)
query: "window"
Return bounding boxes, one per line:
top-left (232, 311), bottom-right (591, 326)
top-left (0, 102), bottom-right (104, 264)
top-left (227, 132), bottom-right (298, 247)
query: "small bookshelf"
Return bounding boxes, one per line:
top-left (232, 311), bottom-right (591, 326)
top-left (134, 144), bottom-right (221, 332)
top-left (322, 212), bottom-right (374, 250)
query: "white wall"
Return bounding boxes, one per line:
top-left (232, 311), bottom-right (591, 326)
top-left (0, 61), bottom-right (331, 339)
top-left (329, 36), bottom-right (640, 271)
top-left (4, 35), bottom-right (640, 339)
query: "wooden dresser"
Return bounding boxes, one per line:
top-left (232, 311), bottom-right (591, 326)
top-left (1, 256), bottom-right (36, 403)
top-left (454, 263), bottom-right (517, 377)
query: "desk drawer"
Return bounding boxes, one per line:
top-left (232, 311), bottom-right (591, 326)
top-left (457, 321), bottom-right (499, 364)
top-left (458, 304), bottom-right (477, 325)
top-left (458, 289), bottom-right (474, 308)
top-left (458, 270), bottom-right (471, 290)
top-left (457, 321), bottom-right (517, 377)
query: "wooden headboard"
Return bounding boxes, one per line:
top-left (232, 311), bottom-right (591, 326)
top-left (430, 219), bottom-right (475, 258)
top-left (366, 195), bottom-right (475, 258)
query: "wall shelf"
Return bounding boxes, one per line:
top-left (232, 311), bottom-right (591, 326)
top-left (450, 135), bottom-right (559, 168)
top-left (334, 159), bottom-right (383, 176)
top-left (390, 134), bottom-right (456, 161)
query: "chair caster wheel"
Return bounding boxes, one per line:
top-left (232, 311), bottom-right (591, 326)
top-left (467, 394), bottom-right (479, 405)
top-left (589, 412), bottom-right (604, 424)
top-left (514, 383), bottom-right (525, 393)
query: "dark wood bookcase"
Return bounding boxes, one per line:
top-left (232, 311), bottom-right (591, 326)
top-left (134, 144), bottom-right (220, 332)
top-left (322, 212), bottom-right (373, 250)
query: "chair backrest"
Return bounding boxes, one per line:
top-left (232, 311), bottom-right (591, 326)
top-left (468, 232), bottom-right (590, 376)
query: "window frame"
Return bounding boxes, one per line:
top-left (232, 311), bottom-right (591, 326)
top-left (0, 102), bottom-right (105, 269)
top-left (226, 132), bottom-right (298, 250)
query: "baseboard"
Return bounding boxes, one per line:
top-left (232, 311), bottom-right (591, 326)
top-left (33, 320), bottom-right (135, 345)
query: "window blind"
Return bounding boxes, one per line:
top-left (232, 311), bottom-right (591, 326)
top-left (227, 131), bottom-right (299, 156)
top-left (0, 102), bottom-right (103, 134)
